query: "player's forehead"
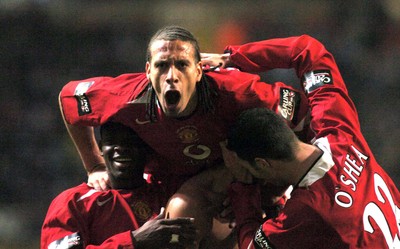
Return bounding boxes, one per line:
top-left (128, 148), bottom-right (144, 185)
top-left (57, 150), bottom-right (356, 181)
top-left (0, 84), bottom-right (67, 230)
top-left (101, 132), bottom-right (135, 146)
top-left (150, 39), bottom-right (196, 60)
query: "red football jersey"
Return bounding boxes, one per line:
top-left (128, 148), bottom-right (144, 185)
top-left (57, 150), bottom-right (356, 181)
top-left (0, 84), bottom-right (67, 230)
top-left (41, 183), bottom-right (165, 249)
top-left (228, 35), bottom-right (400, 248)
top-left (60, 63), bottom-right (309, 193)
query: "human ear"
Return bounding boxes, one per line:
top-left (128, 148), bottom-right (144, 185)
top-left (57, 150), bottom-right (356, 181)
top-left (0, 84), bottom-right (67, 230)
top-left (145, 61), bottom-right (151, 79)
top-left (196, 61), bottom-right (203, 82)
top-left (253, 158), bottom-right (270, 178)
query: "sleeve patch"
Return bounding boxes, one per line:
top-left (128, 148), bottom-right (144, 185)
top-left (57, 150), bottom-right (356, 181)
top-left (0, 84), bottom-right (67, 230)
top-left (254, 226), bottom-right (275, 249)
top-left (302, 70), bottom-right (333, 94)
top-left (278, 87), bottom-right (301, 123)
top-left (75, 94), bottom-right (92, 116)
top-left (73, 81), bottom-right (95, 116)
top-left (48, 232), bottom-right (82, 249)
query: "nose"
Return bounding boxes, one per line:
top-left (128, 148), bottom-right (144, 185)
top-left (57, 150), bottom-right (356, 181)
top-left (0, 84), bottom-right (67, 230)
top-left (166, 66), bottom-right (178, 84)
top-left (114, 145), bottom-right (136, 155)
top-left (114, 146), bottom-right (127, 153)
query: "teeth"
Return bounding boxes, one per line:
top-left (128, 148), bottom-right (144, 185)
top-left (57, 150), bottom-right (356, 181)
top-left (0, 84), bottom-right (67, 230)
top-left (114, 157), bottom-right (132, 162)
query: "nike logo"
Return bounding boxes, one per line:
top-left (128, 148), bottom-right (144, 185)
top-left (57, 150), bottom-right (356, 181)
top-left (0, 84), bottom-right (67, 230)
top-left (135, 118), bottom-right (151, 125)
top-left (96, 196), bottom-right (113, 207)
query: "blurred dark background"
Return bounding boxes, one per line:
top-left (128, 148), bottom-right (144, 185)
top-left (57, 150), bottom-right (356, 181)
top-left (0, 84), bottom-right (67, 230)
top-left (0, 1), bottom-right (399, 248)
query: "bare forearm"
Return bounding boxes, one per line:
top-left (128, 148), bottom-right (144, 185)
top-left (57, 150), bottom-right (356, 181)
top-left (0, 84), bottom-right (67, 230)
top-left (66, 123), bottom-right (105, 173)
top-left (59, 92), bottom-right (105, 173)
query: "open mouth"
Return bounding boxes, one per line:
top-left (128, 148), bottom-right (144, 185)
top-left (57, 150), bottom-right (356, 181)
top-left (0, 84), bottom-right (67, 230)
top-left (165, 90), bottom-right (181, 106)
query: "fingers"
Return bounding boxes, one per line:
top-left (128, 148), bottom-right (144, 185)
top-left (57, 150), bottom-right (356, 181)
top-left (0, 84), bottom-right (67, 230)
top-left (215, 196), bottom-right (235, 227)
top-left (87, 171), bottom-right (110, 191)
top-left (155, 207), bottom-right (165, 220)
top-left (200, 53), bottom-right (228, 69)
top-left (163, 219), bottom-right (198, 248)
top-left (219, 141), bottom-right (235, 170)
top-left (133, 217), bottom-right (198, 248)
top-left (219, 204), bottom-right (232, 220)
top-left (161, 217), bottom-right (196, 226)
top-left (219, 140), bottom-right (227, 148)
top-left (200, 53), bottom-right (217, 60)
top-left (99, 174), bottom-right (109, 190)
top-left (176, 230), bottom-right (198, 248)
top-left (229, 220), bottom-right (237, 229)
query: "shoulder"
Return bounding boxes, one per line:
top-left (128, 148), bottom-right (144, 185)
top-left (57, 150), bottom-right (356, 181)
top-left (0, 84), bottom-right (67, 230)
top-left (107, 73), bottom-right (149, 91)
top-left (69, 73), bottom-right (147, 85)
top-left (45, 183), bottom-right (93, 216)
top-left (49, 183), bottom-right (112, 209)
top-left (50, 183), bottom-right (90, 202)
top-left (62, 73), bottom-right (148, 97)
top-left (91, 73), bottom-right (148, 95)
top-left (205, 69), bottom-right (262, 94)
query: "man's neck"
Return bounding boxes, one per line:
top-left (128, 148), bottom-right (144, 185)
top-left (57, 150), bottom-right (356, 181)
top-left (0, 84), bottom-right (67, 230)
top-left (177, 92), bottom-right (198, 118)
top-left (291, 143), bottom-right (323, 186)
top-left (110, 179), bottom-right (146, 190)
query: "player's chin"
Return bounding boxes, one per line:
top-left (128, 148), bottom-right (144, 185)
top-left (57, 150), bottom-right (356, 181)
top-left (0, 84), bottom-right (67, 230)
top-left (163, 106), bottom-right (181, 117)
top-left (114, 171), bottom-right (140, 181)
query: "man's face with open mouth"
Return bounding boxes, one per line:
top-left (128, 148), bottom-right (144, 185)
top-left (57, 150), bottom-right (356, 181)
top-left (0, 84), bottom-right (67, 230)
top-left (146, 39), bottom-right (202, 118)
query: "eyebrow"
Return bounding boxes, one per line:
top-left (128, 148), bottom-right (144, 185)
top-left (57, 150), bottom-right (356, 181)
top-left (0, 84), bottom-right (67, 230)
top-left (153, 57), bottom-right (191, 65)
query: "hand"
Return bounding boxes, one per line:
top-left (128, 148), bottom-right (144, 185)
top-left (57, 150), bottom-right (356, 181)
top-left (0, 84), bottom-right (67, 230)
top-left (87, 165), bottom-right (109, 191)
top-left (220, 141), bottom-right (253, 184)
top-left (216, 197), bottom-right (236, 229)
top-left (132, 208), bottom-right (197, 249)
top-left (201, 53), bottom-right (231, 69)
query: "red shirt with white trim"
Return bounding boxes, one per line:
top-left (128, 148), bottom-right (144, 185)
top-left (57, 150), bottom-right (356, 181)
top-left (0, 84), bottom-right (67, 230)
top-left (41, 183), bottom-right (165, 249)
top-left (60, 64), bottom-right (309, 194)
top-left (228, 35), bottom-right (400, 249)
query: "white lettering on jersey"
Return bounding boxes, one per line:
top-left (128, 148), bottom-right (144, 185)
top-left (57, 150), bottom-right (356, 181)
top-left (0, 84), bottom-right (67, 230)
top-left (74, 81), bottom-right (95, 116)
top-left (279, 88), bottom-right (296, 121)
top-left (254, 226), bottom-right (275, 248)
top-left (335, 145), bottom-right (368, 208)
top-left (302, 70), bottom-right (332, 94)
top-left (334, 191), bottom-right (353, 208)
top-left (76, 95), bottom-right (92, 115)
top-left (363, 173), bottom-right (400, 248)
top-left (48, 232), bottom-right (81, 249)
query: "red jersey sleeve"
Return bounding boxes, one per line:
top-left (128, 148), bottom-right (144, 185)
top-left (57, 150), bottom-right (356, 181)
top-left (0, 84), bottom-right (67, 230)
top-left (41, 185), bottom-right (89, 248)
top-left (208, 70), bottom-right (309, 135)
top-left (225, 35), bottom-right (353, 134)
top-left (225, 35), bottom-right (337, 80)
top-left (59, 73), bottom-right (148, 126)
top-left (297, 37), bottom-right (400, 248)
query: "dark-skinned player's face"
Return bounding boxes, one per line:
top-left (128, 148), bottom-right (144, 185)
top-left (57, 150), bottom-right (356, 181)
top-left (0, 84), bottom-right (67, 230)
top-left (146, 39), bottom-right (202, 118)
top-left (101, 130), bottom-right (145, 189)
